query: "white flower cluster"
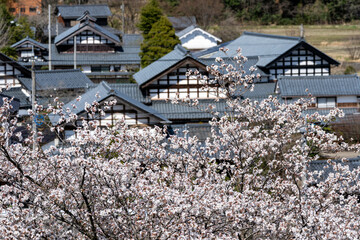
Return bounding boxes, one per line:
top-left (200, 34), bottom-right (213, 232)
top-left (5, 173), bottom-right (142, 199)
top-left (0, 51), bottom-right (359, 239)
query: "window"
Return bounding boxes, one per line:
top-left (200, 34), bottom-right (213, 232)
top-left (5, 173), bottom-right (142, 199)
top-left (21, 50), bottom-right (34, 57)
top-left (91, 65), bottom-right (110, 72)
top-left (318, 97), bottom-right (336, 108)
top-left (29, 7), bottom-right (36, 12)
top-left (20, 8), bottom-right (25, 13)
top-left (9, 8), bottom-right (15, 12)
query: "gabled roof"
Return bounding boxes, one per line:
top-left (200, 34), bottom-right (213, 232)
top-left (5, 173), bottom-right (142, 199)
top-left (196, 31), bottom-right (339, 68)
top-left (196, 31), bottom-right (303, 60)
top-left (50, 81), bottom-right (170, 125)
top-left (54, 16), bottom-right (120, 45)
top-left (278, 75), bottom-right (360, 97)
top-left (263, 40), bottom-right (339, 67)
top-left (18, 69), bottom-right (93, 91)
top-left (11, 36), bottom-right (47, 50)
top-left (44, 23), bottom-right (122, 39)
top-left (168, 16), bottom-right (197, 31)
top-left (151, 99), bottom-right (227, 120)
top-left (77, 10), bottom-right (97, 22)
top-left (176, 25), bottom-right (197, 37)
top-left (55, 5), bottom-right (111, 19)
top-left (176, 25), bottom-right (221, 43)
top-left (133, 45), bottom-right (206, 87)
top-left (0, 53), bottom-right (31, 77)
top-left (1, 87), bottom-right (30, 108)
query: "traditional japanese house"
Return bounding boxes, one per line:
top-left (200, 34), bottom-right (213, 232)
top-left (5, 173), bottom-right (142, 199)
top-left (278, 75), bottom-right (360, 114)
top-left (17, 69), bottom-right (93, 106)
top-left (50, 81), bottom-right (171, 140)
top-left (195, 31), bottom-right (340, 81)
top-left (13, 10), bottom-right (141, 83)
top-left (11, 36), bottom-right (48, 62)
top-left (55, 4), bottom-right (111, 27)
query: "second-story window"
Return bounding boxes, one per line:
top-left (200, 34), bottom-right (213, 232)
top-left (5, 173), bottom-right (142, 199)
top-left (20, 8), bottom-right (25, 13)
top-left (318, 97), bottom-right (336, 108)
top-left (29, 7), bottom-right (36, 12)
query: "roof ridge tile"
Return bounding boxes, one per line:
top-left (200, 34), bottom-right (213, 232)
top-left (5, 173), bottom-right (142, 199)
top-left (242, 31), bottom-right (302, 41)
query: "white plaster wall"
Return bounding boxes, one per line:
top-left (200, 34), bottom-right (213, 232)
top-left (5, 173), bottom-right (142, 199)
top-left (182, 36), bottom-right (217, 50)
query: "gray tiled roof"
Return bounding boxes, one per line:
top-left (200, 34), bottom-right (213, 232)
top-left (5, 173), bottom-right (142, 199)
top-left (176, 25), bottom-right (197, 37)
top-left (18, 69), bottom-right (93, 91)
top-left (44, 24), bottom-right (122, 38)
top-left (278, 75), bottom-right (360, 97)
top-left (196, 31), bottom-right (302, 64)
top-left (11, 36), bottom-right (47, 49)
top-left (0, 93), bottom-right (20, 112)
top-left (122, 34), bottom-right (143, 46)
top-left (242, 82), bottom-right (276, 99)
top-left (50, 81), bottom-right (170, 125)
top-left (168, 16), bottom-right (197, 31)
top-left (171, 123), bottom-right (212, 141)
top-left (54, 21), bottom-right (120, 45)
top-left (195, 32), bottom-right (339, 68)
top-left (199, 56), bottom-right (268, 79)
top-left (308, 157), bottom-right (360, 183)
top-left (151, 99), bottom-right (227, 120)
top-left (55, 5), bottom-right (111, 19)
top-left (1, 87), bottom-right (30, 108)
top-left (107, 83), bottom-right (149, 103)
top-left (133, 45), bottom-right (194, 86)
top-left (20, 43), bottom-right (140, 66)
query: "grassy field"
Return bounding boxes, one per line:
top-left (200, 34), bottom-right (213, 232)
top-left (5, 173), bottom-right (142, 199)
top-left (234, 24), bottom-right (360, 74)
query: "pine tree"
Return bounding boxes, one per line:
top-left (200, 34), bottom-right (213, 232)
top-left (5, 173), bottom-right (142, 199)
top-left (138, 0), bottom-right (163, 36)
top-left (139, 16), bottom-right (180, 68)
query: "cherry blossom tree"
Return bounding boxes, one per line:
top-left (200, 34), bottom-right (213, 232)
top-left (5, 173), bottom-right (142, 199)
top-left (0, 49), bottom-right (360, 239)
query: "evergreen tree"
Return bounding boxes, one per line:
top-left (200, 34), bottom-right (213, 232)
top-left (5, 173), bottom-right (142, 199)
top-left (138, 0), bottom-right (163, 36)
top-left (0, 46), bottom-right (17, 60)
top-left (9, 16), bottom-right (34, 45)
top-left (139, 16), bottom-right (180, 68)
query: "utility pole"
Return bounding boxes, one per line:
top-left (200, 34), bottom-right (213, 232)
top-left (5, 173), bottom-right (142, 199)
top-left (48, 4), bottom-right (52, 70)
top-left (121, 0), bottom-right (125, 34)
top-left (300, 24), bottom-right (304, 38)
top-left (74, 36), bottom-right (77, 69)
top-left (31, 60), bottom-right (36, 150)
